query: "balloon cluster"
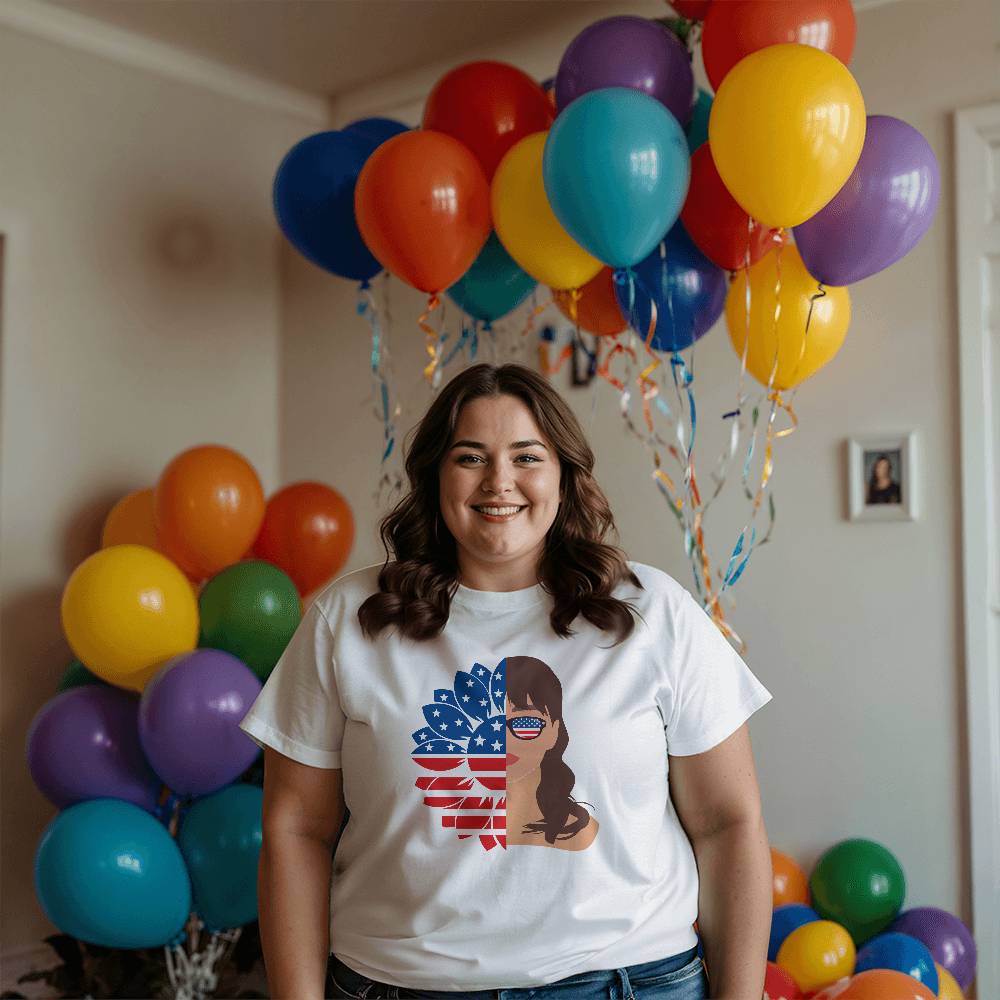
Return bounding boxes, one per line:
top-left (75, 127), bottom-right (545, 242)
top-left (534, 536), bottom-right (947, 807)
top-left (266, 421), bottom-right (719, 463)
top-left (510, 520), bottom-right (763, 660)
top-left (26, 444), bottom-right (354, 956)
top-left (758, 842), bottom-right (976, 999)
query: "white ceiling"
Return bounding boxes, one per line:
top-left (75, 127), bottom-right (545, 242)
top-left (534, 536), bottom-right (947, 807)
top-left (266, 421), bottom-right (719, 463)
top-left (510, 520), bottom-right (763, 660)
top-left (39, 0), bottom-right (616, 97)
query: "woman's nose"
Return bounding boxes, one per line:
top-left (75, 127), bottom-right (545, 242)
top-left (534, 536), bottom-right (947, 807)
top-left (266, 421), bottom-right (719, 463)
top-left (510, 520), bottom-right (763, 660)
top-left (480, 465), bottom-right (514, 494)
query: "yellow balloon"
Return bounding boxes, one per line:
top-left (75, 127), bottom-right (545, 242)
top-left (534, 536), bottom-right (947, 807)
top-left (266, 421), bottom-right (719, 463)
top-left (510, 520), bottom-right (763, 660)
top-left (776, 920), bottom-right (855, 994)
top-left (709, 43), bottom-right (866, 228)
top-left (491, 132), bottom-right (602, 290)
top-left (935, 963), bottom-right (965, 999)
top-left (101, 488), bottom-right (160, 550)
top-left (61, 544), bottom-right (199, 692)
top-left (726, 243), bottom-right (850, 390)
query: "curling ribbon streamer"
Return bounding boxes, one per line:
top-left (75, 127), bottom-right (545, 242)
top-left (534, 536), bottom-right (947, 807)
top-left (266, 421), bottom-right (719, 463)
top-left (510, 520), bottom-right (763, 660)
top-left (418, 293), bottom-right (443, 384)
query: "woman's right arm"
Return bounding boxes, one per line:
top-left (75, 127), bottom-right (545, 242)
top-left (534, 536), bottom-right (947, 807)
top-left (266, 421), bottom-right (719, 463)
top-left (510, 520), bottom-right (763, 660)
top-left (258, 745), bottom-right (346, 1000)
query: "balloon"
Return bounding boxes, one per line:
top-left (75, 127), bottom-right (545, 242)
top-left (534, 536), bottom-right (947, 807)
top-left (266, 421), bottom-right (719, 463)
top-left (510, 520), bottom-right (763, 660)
top-left (888, 907), bottom-right (976, 992)
top-left (155, 445), bottom-right (265, 581)
top-left (770, 904), bottom-right (822, 961)
top-left (447, 232), bottom-right (537, 324)
top-left (614, 222), bottom-right (727, 352)
top-left (773, 848), bottom-right (811, 907)
top-left (554, 16), bottom-right (694, 126)
top-left (342, 116), bottom-right (409, 147)
top-left (708, 44), bottom-right (866, 229)
top-left (810, 979), bottom-right (854, 1000)
top-left (35, 798), bottom-right (190, 948)
top-left (794, 116), bottom-right (940, 286)
top-left (198, 560), bottom-right (301, 681)
top-left (61, 544), bottom-right (199, 691)
top-left (672, 0), bottom-right (713, 19)
top-left (776, 920), bottom-right (855, 994)
top-left (934, 963), bottom-right (964, 999)
top-left (681, 144), bottom-right (776, 271)
top-left (26, 686), bottom-right (162, 812)
top-left (102, 488), bottom-right (160, 552)
top-left (423, 61), bottom-right (553, 181)
top-left (544, 88), bottom-right (690, 269)
top-left (273, 130), bottom-right (384, 282)
top-left (831, 969), bottom-right (937, 999)
top-left (686, 88), bottom-right (712, 152)
top-left (764, 961), bottom-right (804, 999)
top-left (726, 244), bottom-right (851, 390)
top-left (553, 267), bottom-right (626, 336)
top-left (355, 130), bottom-right (490, 294)
top-left (809, 839), bottom-right (906, 945)
top-left (253, 482), bottom-right (355, 597)
top-left (139, 649), bottom-right (262, 796)
top-left (491, 132), bottom-right (602, 290)
top-left (177, 784), bottom-right (263, 931)
top-left (702, 0), bottom-right (856, 92)
top-left (58, 657), bottom-right (105, 692)
top-left (855, 933), bottom-right (938, 994)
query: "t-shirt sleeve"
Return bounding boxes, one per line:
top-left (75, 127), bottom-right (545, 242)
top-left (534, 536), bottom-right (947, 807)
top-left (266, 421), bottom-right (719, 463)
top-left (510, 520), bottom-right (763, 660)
top-left (237, 602), bottom-right (346, 769)
top-left (662, 592), bottom-right (773, 757)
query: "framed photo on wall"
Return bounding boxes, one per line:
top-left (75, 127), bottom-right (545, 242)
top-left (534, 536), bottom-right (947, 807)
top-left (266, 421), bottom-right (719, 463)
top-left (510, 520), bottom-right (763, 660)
top-left (847, 432), bottom-right (918, 521)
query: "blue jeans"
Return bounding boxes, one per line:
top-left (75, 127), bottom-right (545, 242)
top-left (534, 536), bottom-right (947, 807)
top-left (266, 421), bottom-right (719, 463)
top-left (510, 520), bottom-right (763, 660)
top-left (325, 946), bottom-right (708, 999)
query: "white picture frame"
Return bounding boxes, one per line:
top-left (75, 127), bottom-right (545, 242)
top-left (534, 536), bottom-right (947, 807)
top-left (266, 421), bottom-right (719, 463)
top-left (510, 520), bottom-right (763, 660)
top-left (847, 432), bottom-right (918, 522)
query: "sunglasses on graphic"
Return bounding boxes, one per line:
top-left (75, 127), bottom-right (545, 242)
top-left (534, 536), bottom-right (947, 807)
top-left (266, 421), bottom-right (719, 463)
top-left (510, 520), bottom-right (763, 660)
top-left (506, 715), bottom-right (547, 741)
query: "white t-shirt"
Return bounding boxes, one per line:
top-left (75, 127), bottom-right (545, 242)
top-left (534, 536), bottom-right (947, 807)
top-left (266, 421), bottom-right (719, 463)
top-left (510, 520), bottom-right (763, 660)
top-left (238, 559), bottom-right (772, 991)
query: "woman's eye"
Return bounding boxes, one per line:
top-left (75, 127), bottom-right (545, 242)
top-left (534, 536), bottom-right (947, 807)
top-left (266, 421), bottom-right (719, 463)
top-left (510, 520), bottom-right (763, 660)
top-left (456, 454), bottom-right (541, 464)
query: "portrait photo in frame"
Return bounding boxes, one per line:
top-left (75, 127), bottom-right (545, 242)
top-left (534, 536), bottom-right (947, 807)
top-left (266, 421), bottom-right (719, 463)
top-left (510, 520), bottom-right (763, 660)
top-left (847, 432), bottom-right (918, 521)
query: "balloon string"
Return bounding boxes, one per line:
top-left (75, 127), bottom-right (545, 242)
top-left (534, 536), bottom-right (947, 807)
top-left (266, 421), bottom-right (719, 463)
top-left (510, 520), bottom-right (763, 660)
top-left (418, 293), bottom-right (442, 383)
top-left (520, 287), bottom-right (550, 341)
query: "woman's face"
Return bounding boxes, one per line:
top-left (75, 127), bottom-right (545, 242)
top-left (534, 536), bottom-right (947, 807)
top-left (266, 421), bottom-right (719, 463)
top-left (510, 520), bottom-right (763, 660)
top-left (874, 457), bottom-right (891, 480)
top-left (439, 394), bottom-right (562, 587)
top-left (505, 695), bottom-right (558, 784)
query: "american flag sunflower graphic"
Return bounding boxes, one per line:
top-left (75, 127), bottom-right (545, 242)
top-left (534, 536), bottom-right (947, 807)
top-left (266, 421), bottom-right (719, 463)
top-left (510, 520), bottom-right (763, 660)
top-left (410, 657), bottom-right (508, 851)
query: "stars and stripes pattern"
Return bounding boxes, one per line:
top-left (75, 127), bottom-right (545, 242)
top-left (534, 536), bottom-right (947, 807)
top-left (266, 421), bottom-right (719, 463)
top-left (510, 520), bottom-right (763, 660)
top-left (410, 657), bottom-right (507, 851)
top-left (509, 716), bottom-right (544, 740)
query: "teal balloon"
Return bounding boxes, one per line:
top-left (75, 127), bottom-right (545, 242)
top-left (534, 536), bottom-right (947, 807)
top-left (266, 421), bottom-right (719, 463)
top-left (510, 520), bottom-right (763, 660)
top-left (57, 657), bottom-right (105, 692)
top-left (34, 798), bottom-right (190, 948)
top-left (543, 87), bottom-right (690, 269)
top-left (199, 560), bottom-right (301, 681)
top-left (177, 784), bottom-right (263, 931)
top-left (686, 88), bottom-right (712, 152)
top-left (447, 232), bottom-right (536, 323)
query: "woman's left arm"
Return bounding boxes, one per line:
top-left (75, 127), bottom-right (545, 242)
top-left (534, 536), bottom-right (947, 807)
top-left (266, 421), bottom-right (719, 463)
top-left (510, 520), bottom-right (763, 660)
top-left (669, 722), bottom-right (772, 1000)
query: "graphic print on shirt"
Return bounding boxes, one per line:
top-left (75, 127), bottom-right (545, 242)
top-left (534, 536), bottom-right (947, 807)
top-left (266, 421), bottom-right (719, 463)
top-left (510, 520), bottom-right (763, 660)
top-left (410, 655), bottom-right (599, 853)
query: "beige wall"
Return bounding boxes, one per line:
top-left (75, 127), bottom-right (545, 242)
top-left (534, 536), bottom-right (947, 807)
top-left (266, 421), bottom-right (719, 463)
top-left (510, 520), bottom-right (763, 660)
top-left (0, 23), bottom-right (324, 966)
top-left (282, 0), bottom-right (1000, 969)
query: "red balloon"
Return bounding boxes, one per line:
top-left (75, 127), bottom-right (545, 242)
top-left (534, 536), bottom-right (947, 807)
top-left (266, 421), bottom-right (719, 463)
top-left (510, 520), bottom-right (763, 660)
top-left (681, 145), bottom-right (775, 272)
top-left (765, 961), bottom-right (804, 999)
top-left (552, 268), bottom-right (627, 336)
top-left (423, 61), bottom-right (554, 181)
top-left (702, 0), bottom-right (856, 92)
top-left (354, 130), bottom-right (490, 294)
top-left (253, 482), bottom-right (354, 597)
top-left (671, 0), bottom-right (713, 18)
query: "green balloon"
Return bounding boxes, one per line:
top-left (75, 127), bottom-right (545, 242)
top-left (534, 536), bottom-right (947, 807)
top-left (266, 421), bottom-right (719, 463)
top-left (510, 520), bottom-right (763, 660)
top-left (198, 560), bottom-right (301, 682)
top-left (57, 658), bottom-right (105, 692)
top-left (809, 838), bottom-right (906, 944)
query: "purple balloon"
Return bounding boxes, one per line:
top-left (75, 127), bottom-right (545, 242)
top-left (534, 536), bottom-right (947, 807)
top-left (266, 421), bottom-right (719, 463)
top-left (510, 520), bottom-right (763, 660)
top-left (138, 650), bottom-right (262, 797)
top-left (26, 686), bottom-right (161, 813)
top-left (555, 16), bottom-right (694, 126)
top-left (794, 115), bottom-right (939, 286)
top-left (889, 906), bottom-right (977, 991)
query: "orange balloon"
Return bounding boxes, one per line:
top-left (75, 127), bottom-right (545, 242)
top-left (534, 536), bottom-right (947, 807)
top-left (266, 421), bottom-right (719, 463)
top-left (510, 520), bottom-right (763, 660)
top-left (772, 847), bottom-right (810, 907)
top-left (155, 445), bottom-right (265, 580)
top-left (102, 488), bottom-right (161, 551)
top-left (253, 482), bottom-right (355, 596)
top-left (355, 130), bottom-right (490, 294)
top-left (836, 969), bottom-right (936, 1000)
top-left (553, 267), bottom-right (627, 336)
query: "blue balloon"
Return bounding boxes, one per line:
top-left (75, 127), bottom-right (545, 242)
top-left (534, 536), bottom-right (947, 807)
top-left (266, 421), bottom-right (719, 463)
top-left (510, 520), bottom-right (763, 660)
top-left (686, 88), bottom-right (712, 153)
top-left (34, 798), bottom-right (191, 948)
top-left (273, 130), bottom-right (384, 282)
top-left (614, 221), bottom-right (726, 352)
top-left (855, 932), bottom-right (939, 994)
top-left (768, 904), bottom-right (821, 962)
top-left (543, 87), bottom-right (690, 269)
top-left (342, 116), bottom-right (409, 148)
top-left (177, 784), bottom-right (263, 931)
top-left (447, 232), bottom-right (537, 323)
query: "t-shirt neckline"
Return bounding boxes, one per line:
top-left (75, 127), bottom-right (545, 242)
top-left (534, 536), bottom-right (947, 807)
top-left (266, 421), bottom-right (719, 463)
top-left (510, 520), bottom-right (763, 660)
top-left (451, 579), bottom-right (548, 612)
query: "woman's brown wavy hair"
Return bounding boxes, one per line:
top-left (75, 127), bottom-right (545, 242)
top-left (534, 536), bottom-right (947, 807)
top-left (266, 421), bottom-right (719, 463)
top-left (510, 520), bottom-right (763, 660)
top-left (357, 362), bottom-right (644, 645)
